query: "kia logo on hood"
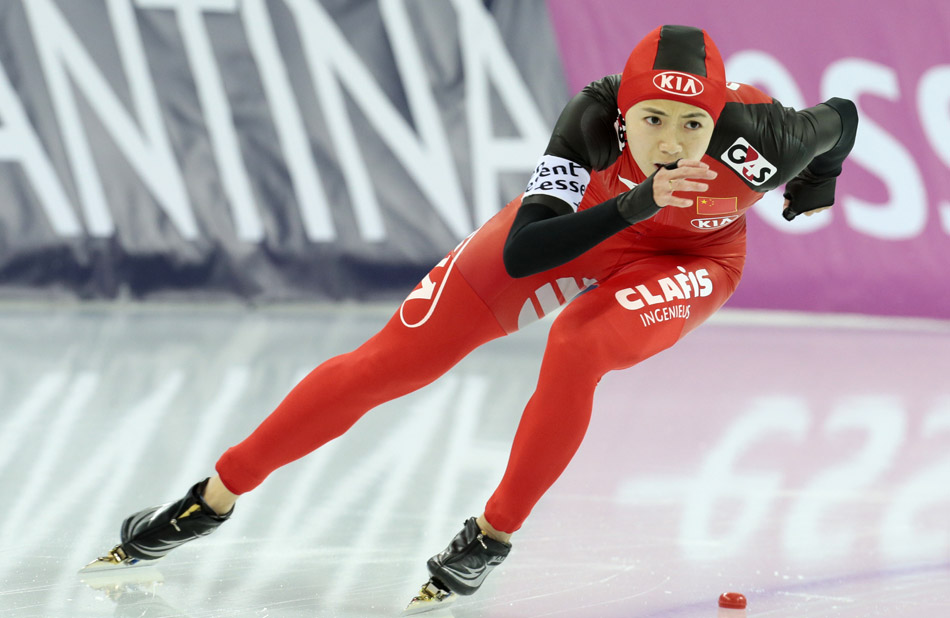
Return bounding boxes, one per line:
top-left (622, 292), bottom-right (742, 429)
top-left (653, 71), bottom-right (704, 97)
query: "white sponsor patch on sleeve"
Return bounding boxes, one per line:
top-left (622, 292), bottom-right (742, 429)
top-left (522, 154), bottom-right (590, 212)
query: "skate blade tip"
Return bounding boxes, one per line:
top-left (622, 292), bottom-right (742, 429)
top-left (402, 593), bottom-right (457, 616)
top-left (401, 603), bottom-right (456, 617)
top-left (79, 562), bottom-right (120, 574)
top-left (79, 553), bottom-right (159, 576)
top-left (78, 558), bottom-right (139, 574)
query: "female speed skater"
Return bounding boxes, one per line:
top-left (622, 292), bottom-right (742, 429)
top-left (85, 23), bottom-right (857, 613)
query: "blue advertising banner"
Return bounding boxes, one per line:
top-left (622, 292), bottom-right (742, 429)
top-left (0, 0), bottom-right (567, 301)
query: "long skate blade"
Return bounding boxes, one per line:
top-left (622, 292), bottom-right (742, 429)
top-left (78, 545), bottom-right (148, 574)
top-left (78, 557), bottom-right (140, 574)
top-left (79, 565), bottom-right (164, 589)
top-left (401, 597), bottom-right (456, 616)
top-left (401, 580), bottom-right (457, 616)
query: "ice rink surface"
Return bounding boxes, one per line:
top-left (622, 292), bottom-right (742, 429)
top-left (1, 302), bottom-right (949, 617)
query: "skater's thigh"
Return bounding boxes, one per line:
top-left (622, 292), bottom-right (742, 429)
top-left (547, 254), bottom-right (740, 374)
top-left (364, 245), bottom-right (508, 373)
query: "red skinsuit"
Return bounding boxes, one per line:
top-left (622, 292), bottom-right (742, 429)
top-left (216, 84), bottom-right (788, 533)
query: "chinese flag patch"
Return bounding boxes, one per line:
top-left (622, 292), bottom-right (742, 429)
top-left (697, 196), bottom-right (738, 215)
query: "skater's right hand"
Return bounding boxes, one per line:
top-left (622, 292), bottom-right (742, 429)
top-left (653, 159), bottom-right (717, 209)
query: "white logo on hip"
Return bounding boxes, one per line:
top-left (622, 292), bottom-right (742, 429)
top-left (653, 71), bottom-right (704, 97)
top-left (399, 233), bottom-right (474, 329)
top-left (721, 137), bottom-right (777, 186)
top-left (523, 154), bottom-right (590, 211)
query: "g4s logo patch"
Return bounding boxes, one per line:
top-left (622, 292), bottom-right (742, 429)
top-left (721, 137), bottom-right (777, 186)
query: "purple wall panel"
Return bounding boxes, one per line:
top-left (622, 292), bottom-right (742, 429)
top-left (548, 0), bottom-right (950, 318)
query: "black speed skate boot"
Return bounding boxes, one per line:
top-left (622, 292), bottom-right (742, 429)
top-left (404, 517), bottom-right (511, 614)
top-left (81, 479), bottom-right (232, 572)
top-left (426, 517), bottom-right (511, 595)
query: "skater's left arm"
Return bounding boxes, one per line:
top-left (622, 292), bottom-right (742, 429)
top-left (502, 77), bottom-right (666, 278)
top-left (774, 97), bottom-right (859, 220)
top-left (503, 165), bottom-right (679, 278)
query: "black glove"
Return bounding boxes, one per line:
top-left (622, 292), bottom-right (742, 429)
top-left (782, 168), bottom-right (837, 221)
top-left (615, 160), bottom-right (679, 224)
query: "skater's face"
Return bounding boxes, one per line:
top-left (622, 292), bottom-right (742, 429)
top-left (625, 99), bottom-right (715, 177)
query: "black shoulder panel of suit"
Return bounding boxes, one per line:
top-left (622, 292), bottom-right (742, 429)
top-left (540, 75), bottom-right (623, 174)
top-left (707, 98), bottom-right (847, 192)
